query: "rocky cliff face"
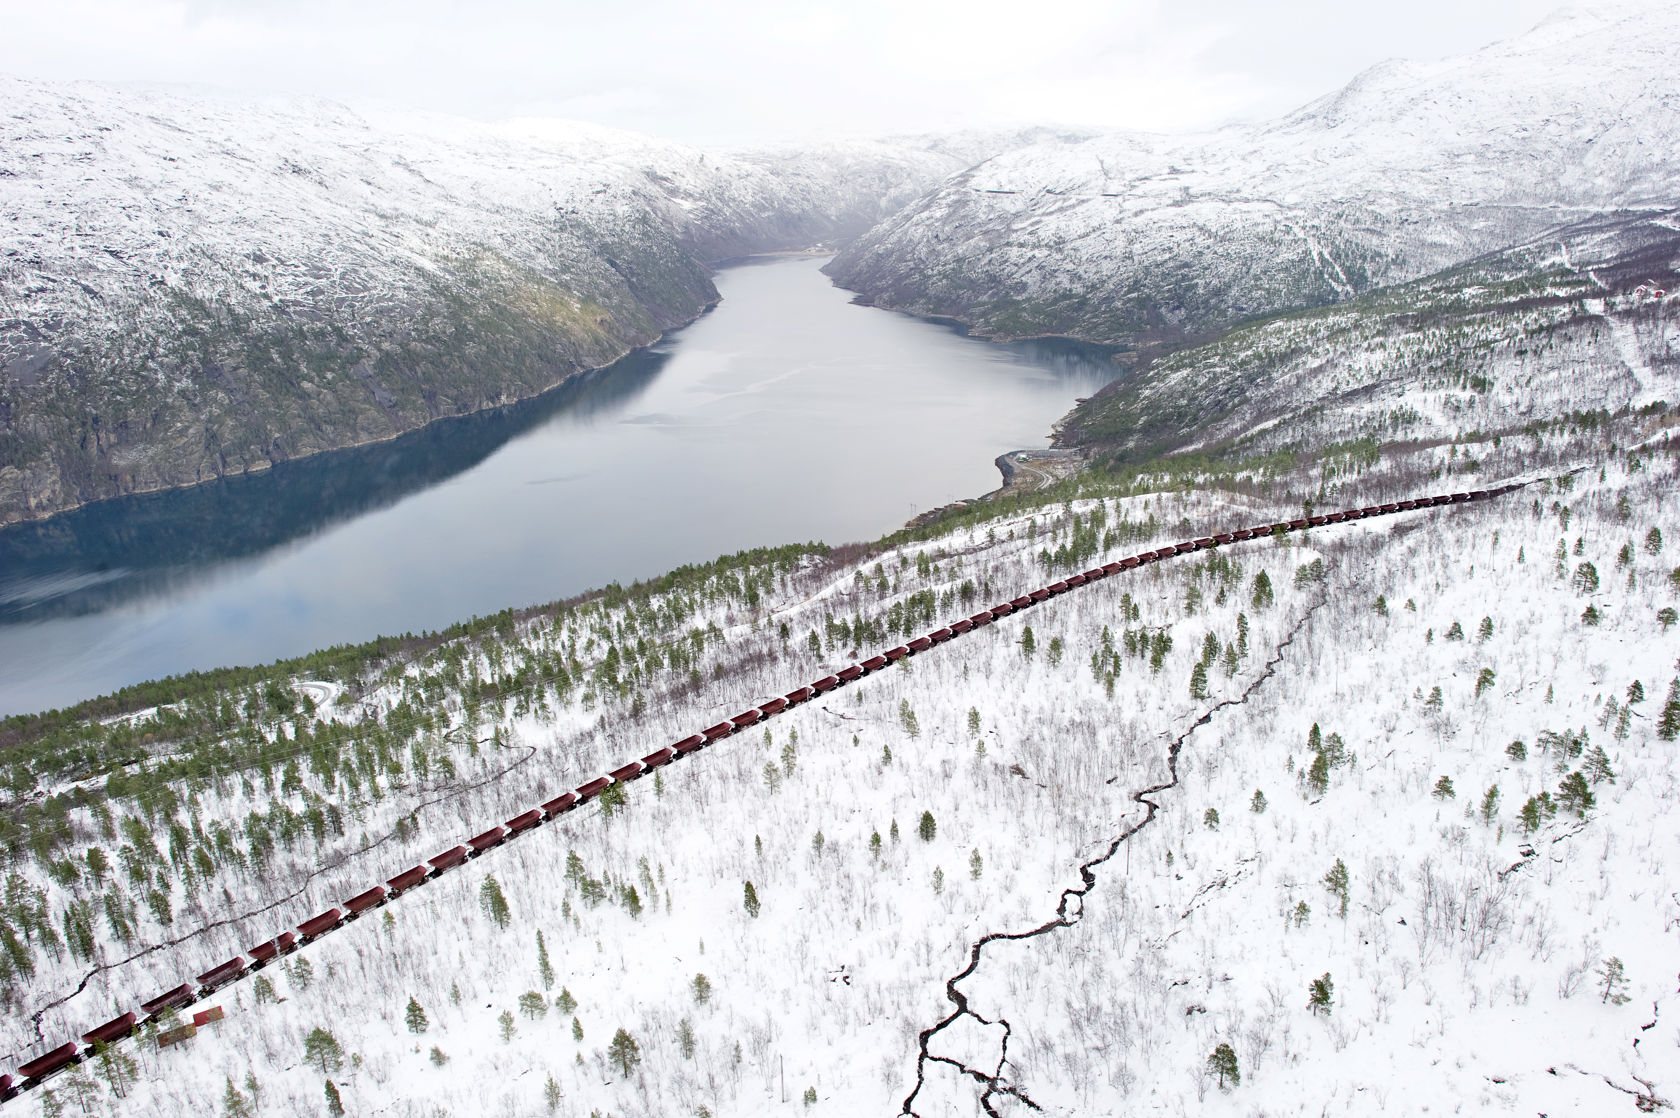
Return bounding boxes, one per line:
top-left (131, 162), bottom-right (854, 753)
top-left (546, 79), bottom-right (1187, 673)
top-left (0, 82), bottom-right (1011, 524)
top-left (825, 8), bottom-right (1680, 348)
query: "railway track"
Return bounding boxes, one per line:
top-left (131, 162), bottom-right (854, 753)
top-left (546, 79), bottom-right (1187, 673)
top-left (0, 483), bottom-right (1522, 1102)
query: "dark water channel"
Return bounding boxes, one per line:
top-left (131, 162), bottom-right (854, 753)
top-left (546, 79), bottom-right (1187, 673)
top-left (0, 256), bottom-right (1119, 716)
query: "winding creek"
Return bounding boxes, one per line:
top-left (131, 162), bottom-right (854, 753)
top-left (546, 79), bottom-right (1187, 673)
top-left (0, 255), bottom-right (1120, 717)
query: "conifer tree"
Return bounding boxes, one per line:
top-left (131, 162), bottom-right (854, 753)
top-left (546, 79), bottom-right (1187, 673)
top-left (556, 987), bottom-right (577, 1015)
top-left (324, 1080), bottom-right (344, 1117)
top-left (1251, 571), bottom-right (1274, 609)
top-left (1307, 973), bottom-right (1334, 1015)
top-left (693, 973), bottom-right (712, 1005)
top-left (743, 881), bottom-right (761, 918)
top-left (544, 1075), bottom-right (563, 1112)
top-left (405, 996), bottom-right (428, 1035)
top-left (1189, 660), bottom-right (1209, 700)
top-left (609, 1028), bottom-right (642, 1076)
top-left (1206, 1042), bottom-right (1240, 1091)
top-left (537, 930), bottom-right (555, 990)
top-left (918, 811), bottom-right (937, 842)
top-left (679, 1018), bottom-right (696, 1059)
top-left (1323, 859), bottom-right (1349, 918)
top-left (480, 875), bottom-right (511, 929)
top-left (304, 1028), bottom-right (344, 1073)
top-left (1596, 957), bottom-right (1631, 1005)
top-left (498, 1010), bottom-right (517, 1043)
top-left (1557, 771), bottom-right (1595, 817)
top-left (223, 1077), bottom-right (253, 1118)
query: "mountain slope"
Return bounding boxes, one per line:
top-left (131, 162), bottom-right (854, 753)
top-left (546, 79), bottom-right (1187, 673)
top-left (826, 7), bottom-right (1680, 348)
top-left (0, 80), bottom-right (991, 525)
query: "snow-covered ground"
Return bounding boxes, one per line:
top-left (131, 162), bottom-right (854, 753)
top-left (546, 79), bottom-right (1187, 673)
top-left (3, 430), bottom-right (1676, 1115)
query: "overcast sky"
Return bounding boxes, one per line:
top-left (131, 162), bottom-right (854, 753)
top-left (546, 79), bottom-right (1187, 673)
top-left (0, 0), bottom-right (1562, 145)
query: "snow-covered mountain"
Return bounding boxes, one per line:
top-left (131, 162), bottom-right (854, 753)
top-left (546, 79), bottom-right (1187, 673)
top-left (0, 79), bottom-right (1050, 525)
top-left (827, 7), bottom-right (1680, 346)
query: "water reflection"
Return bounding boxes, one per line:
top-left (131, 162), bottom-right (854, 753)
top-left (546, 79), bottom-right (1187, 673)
top-left (0, 257), bottom-right (1119, 716)
top-left (0, 348), bottom-right (672, 624)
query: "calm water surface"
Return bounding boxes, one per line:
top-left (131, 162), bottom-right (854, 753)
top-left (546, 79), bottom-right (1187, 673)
top-left (0, 256), bottom-right (1119, 716)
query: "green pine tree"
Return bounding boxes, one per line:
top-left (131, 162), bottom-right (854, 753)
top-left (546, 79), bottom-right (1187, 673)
top-left (405, 996), bottom-right (428, 1035)
top-left (324, 1080), bottom-right (344, 1117)
top-left (1206, 1042), bottom-right (1240, 1091)
top-left (743, 881), bottom-right (761, 918)
top-left (608, 1028), bottom-right (642, 1076)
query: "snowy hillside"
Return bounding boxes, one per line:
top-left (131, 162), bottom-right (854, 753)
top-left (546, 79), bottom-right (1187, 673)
top-left (827, 7), bottom-right (1680, 347)
top-left (0, 79), bottom-right (993, 525)
top-left (2, 384), bottom-right (1676, 1114)
top-left (1060, 207), bottom-right (1680, 466)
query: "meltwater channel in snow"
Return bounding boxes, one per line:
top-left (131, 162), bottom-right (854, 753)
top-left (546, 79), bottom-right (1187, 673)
top-left (0, 255), bottom-right (1119, 716)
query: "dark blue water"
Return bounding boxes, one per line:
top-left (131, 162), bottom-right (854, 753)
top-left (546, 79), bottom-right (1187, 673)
top-left (0, 256), bottom-right (1119, 716)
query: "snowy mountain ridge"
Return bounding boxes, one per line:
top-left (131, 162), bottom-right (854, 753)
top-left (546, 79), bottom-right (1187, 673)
top-left (0, 77), bottom-right (1060, 525)
top-left (827, 6), bottom-right (1680, 347)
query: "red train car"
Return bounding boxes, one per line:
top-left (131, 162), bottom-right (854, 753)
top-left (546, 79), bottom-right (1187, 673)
top-left (860, 655), bottom-right (888, 672)
top-left (730, 709), bottom-right (762, 729)
top-left (884, 646), bottom-right (910, 661)
top-left (1174, 542), bottom-right (1198, 554)
top-left (542, 791), bottom-right (580, 815)
top-left (429, 847), bottom-right (469, 874)
top-left (506, 809), bottom-right (543, 834)
top-left (949, 619), bottom-right (974, 634)
top-left (758, 697), bottom-right (789, 716)
top-left (908, 636), bottom-right (934, 652)
top-left (927, 627), bottom-right (953, 642)
top-left (1009, 595), bottom-right (1032, 609)
top-left (1083, 567), bottom-right (1108, 580)
top-left (386, 866), bottom-right (428, 894)
top-left (141, 984), bottom-right (195, 1017)
top-left (468, 826), bottom-right (508, 854)
top-left (640, 746), bottom-right (676, 769)
top-left (345, 886), bottom-right (387, 915)
top-left (1450, 492), bottom-right (1471, 502)
top-left (17, 1043), bottom-right (78, 1083)
top-left (81, 1012), bottom-right (137, 1047)
top-left (297, 909), bottom-right (343, 940)
top-left (1064, 574), bottom-right (1086, 587)
top-left (812, 675), bottom-right (839, 692)
top-left (248, 931), bottom-right (297, 964)
top-left (577, 775), bottom-right (614, 798)
top-left (1028, 588), bottom-right (1051, 602)
top-left (196, 956), bottom-right (247, 991)
top-left (969, 611), bottom-right (995, 626)
top-left (608, 762), bottom-right (644, 782)
top-left (837, 665), bottom-right (864, 683)
top-left (783, 687), bottom-right (815, 705)
top-left (671, 734), bottom-right (706, 755)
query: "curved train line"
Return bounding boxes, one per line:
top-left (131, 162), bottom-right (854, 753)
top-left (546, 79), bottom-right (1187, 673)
top-left (0, 484), bottom-right (1521, 1101)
